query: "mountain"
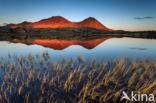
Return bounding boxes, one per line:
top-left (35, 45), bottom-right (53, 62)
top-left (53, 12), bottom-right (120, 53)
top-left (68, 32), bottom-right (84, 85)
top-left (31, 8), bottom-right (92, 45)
top-left (11, 16), bottom-right (113, 31)
top-left (12, 37), bottom-right (113, 50)
top-left (9, 21), bottom-right (31, 28)
top-left (77, 17), bottom-right (112, 31)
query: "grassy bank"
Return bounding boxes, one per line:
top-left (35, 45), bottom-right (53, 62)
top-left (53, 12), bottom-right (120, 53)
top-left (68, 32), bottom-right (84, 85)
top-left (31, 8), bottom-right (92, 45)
top-left (0, 52), bottom-right (155, 103)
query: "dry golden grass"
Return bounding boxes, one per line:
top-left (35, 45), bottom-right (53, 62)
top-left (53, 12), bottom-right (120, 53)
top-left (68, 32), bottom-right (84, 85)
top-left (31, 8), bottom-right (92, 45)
top-left (0, 52), bottom-right (155, 103)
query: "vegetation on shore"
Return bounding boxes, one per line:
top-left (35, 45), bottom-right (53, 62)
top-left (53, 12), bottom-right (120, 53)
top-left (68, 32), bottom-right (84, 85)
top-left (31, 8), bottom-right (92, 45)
top-left (0, 26), bottom-right (156, 40)
top-left (0, 52), bottom-right (155, 103)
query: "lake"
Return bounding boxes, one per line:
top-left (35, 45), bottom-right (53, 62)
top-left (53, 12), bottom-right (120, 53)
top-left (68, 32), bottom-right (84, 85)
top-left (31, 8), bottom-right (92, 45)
top-left (0, 37), bottom-right (156, 61)
top-left (0, 37), bottom-right (155, 103)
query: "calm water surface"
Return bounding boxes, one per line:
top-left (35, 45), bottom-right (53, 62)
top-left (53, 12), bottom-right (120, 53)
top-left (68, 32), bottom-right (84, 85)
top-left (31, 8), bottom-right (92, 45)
top-left (0, 37), bottom-right (156, 61)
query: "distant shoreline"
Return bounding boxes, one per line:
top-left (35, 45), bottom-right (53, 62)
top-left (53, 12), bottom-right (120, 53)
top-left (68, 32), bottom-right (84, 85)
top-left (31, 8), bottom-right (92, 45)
top-left (0, 27), bottom-right (156, 40)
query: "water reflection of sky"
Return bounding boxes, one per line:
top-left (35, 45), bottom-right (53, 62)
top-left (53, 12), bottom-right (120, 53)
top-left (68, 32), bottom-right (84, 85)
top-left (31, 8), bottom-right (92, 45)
top-left (0, 37), bottom-right (156, 61)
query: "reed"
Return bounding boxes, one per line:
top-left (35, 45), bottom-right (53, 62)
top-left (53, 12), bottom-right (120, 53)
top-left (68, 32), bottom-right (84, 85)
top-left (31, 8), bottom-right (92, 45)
top-left (0, 52), bottom-right (155, 103)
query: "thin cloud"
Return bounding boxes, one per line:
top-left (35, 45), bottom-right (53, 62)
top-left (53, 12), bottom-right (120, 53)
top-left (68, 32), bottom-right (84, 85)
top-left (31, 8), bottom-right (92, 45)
top-left (144, 17), bottom-right (154, 19)
top-left (134, 16), bottom-right (155, 20)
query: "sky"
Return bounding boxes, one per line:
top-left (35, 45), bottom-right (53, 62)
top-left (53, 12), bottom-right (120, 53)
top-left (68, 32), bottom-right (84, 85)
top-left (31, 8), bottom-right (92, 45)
top-left (0, 0), bottom-right (156, 31)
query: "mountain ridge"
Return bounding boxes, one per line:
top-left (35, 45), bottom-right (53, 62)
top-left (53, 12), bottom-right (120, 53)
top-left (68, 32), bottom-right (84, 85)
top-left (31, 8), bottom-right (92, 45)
top-left (11, 16), bottom-right (113, 31)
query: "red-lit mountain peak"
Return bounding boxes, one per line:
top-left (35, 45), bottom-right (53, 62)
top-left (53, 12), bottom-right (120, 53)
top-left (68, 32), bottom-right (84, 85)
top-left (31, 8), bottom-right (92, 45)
top-left (11, 16), bottom-right (113, 31)
top-left (36, 16), bottom-right (71, 24)
top-left (78, 17), bottom-right (112, 31)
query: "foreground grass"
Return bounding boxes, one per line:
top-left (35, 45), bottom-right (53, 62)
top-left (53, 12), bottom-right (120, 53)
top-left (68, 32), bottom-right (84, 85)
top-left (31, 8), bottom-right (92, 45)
top-left (0, 52), bottom-right (155, 103)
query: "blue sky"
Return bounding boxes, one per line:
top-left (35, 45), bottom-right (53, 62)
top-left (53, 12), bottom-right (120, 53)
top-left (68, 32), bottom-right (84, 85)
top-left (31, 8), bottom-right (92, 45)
top-left (0, 0), bottom-right (156, 31)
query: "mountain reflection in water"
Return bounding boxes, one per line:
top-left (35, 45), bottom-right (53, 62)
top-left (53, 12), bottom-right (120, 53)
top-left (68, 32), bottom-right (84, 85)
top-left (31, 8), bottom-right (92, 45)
top-left (12, 37), bottom-right (113, 50)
